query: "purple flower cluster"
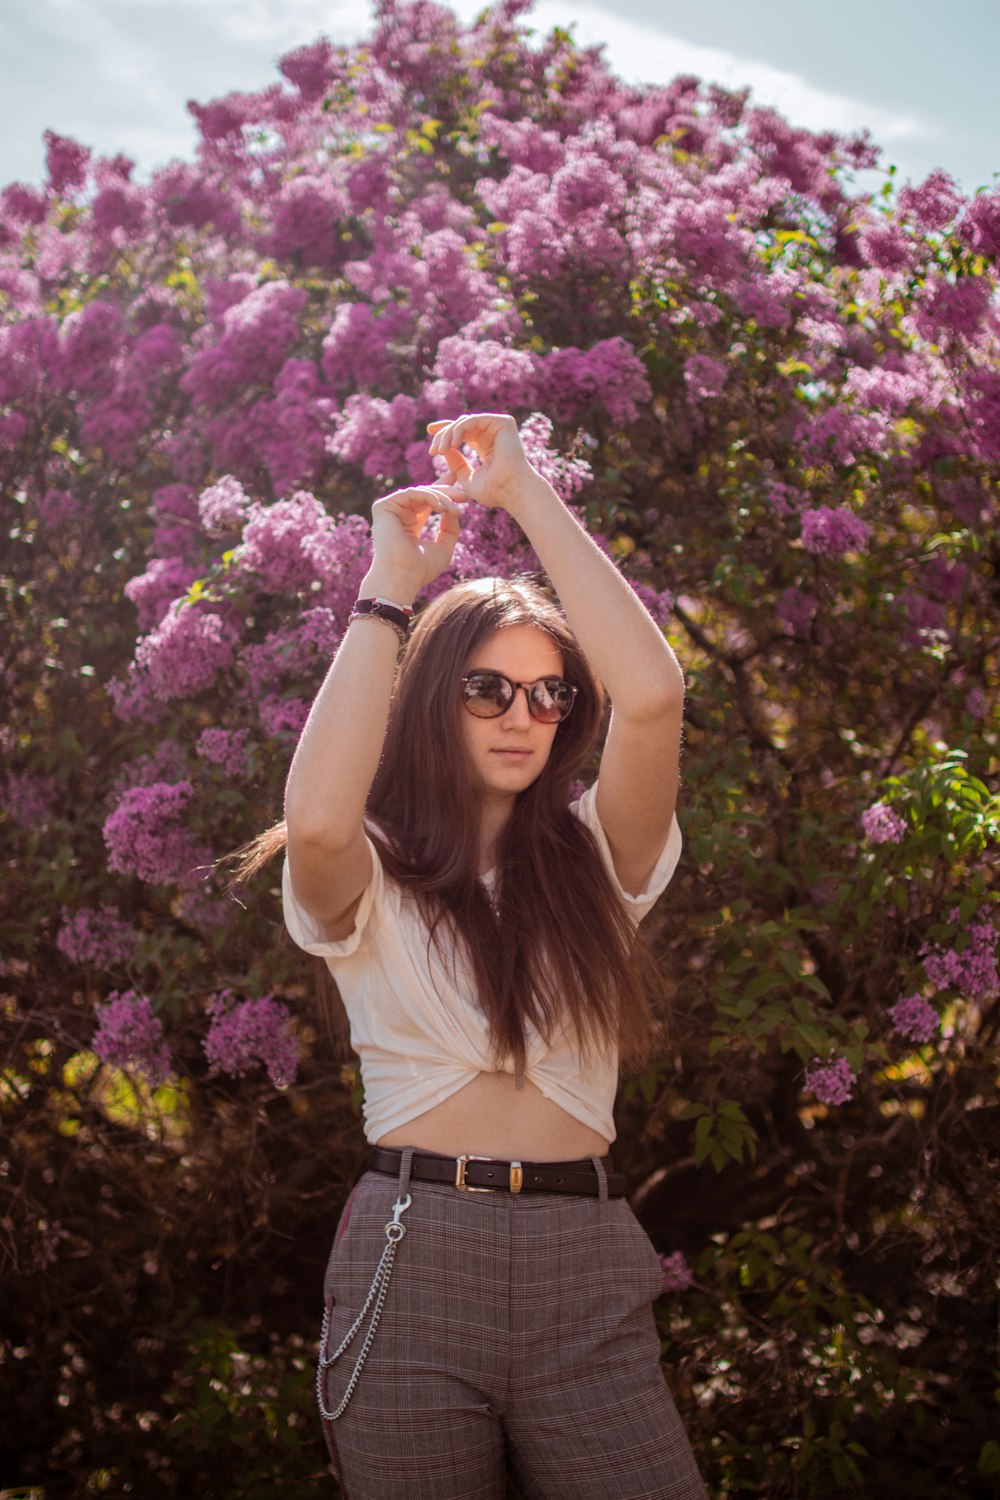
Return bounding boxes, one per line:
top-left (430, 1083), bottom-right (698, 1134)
top-left (888, 994), bottom-right (939, 1045)
top-left (91, 991), bottom-right (171, 1086)
top-left (861, 802), bottom-right (907, 845)
top-left (113, 606), bottom-right (241, 717)
top-left (776, 587), bottom-right (817, 637)
top-left (102, 780), bottom-right (210, 885)
top-left (800, 505), bottom-right (872, 557)
top-left (804, 1056), bottom-right (856, 1107)
top-left (198, 474), bottom-right (252, 536)
top-left (658, 1251), bottom-right (694, 1293)
top-left (203, 990), bottom-right (299, 1088)
top-left (56, 905), bottom-right (137, 967)
top-left (513, 412), bottom-right (592, 502)
top-left (922, 915), bottom-right (998, 1001)
top-left (683, 355), bottom-right (728, 401)
top-left (196, 728), bottom-right (250, 777)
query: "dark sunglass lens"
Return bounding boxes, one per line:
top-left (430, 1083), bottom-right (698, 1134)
top-left (463, 672), bottom-right (512, 717)
top-left (529, 679), bottom-right (574, 723)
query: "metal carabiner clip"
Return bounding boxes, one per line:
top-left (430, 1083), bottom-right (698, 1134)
top-left (385, 1191), bottom-right (412, 1244)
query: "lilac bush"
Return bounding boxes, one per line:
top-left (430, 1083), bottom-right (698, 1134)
top-left (1, 2), bottom-right (998, 1492)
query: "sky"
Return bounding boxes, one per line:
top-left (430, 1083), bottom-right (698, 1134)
top-left (1, 0), bottom-right (997, 201)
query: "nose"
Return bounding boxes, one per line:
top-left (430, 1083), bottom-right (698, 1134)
top-left (501, 684), bottom-right (533, 726)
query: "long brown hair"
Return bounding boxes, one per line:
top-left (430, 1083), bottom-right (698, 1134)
top-left (236, 577), bottom-right (658, 1074)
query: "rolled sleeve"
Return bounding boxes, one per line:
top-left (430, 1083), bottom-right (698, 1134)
top-left (573, 781), bottom-right (682, 925)
top-left (281, 834), bottom-right (383, 959)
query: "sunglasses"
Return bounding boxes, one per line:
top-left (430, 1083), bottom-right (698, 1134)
top-left (460, 670), bottom-right (578, 724)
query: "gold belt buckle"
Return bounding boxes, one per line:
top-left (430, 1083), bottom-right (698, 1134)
top-left (454, 1154), bottom-right (524, 1193)
top-left (454, 1153), bottom-right (496, 1192)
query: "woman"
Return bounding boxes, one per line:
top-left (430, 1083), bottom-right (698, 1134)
top-left (281, 413), bottom-right (706, 1498)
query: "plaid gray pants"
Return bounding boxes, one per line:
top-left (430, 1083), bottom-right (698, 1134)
top-left (318, 1155), bottom-right (708, 1499)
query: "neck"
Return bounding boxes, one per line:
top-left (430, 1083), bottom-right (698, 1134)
top-left (477, 793), bottom-right (514, 875)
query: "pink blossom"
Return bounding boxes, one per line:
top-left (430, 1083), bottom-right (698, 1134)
top-left (914, 274), bottom-right (992, 342)
top-left (91, 181), bottom-right (149, 239)
top-left (762, 481), bottom-right (803, 516)
top-left (92, 991), bottom-right (171, 1085)
top-left (844, 366), bottom-right (924, 416)
top-left (198, 474), bottom-right (253, 536)
top-left (44, 131), bottom-right (91, 196)
top-left (424, 336), bottom-right (539, 414)
top-left (109, 743), bottom-right (188, 804)
top-left (268, 173), bottom-right (351, 268)
top-left (180, 280), bottom-right (307, 410)
top-left (80, 384), bottom-right (155, 466)
top-left (328, 392), bottom-right (420, 479)
top-left (658, 1251), bottom-right (694, 1293)
top-left (57, 906), bottom-right (138, 968)
top-left (800, 505), bottom-right (871, 556)
top-left (804, 1056), bottom-right (856, 1106)
top-left (257, 696), bottom-right (311, 740)
top-left (150, 162), bottom-right (230, 234)
top-left (728, 275), bottom-right (796, 331)
top-left (515, 413), bottom-right (592, 502)
top-left (2, 183), bottom-right (48, 227)
top-left (957, 186), bottom-right (1000, 259)
top-left (857, 221), bottom-right (919, 273)
top-left (321, 302), bottom-right (407, 393)
top-left (683, 355), bottom-right (728, 401)
top-left (551, 153), bottom-right (627, 221)
top-left (238, 611), bottom-right (342, 696)
top-left (251, 360), bottom-right (337, 496)
top-left (922, 917), bottom-right (998, 1001)
top-left (196, 728), bottom-right (250, 776)
top-left (861, 802), bottom-right (907, 845)
top-left (102, 781), bottom-right (211, 885)
top-left (203, 990), bottom-right (299, 1087)
top-left (236, 491), bottom-right (335, 593)
top-left (60, 301), bottom-right (125, 395)
top-left (888, 994), bottom-right (939, 1045)
top-left (279, 38), bottom-right (338, 102)
top-left (896, 170), bottom-right (964, 232)
top-left (120, 605), bottom-right (241, 712)
top-left (478, 115), bottom-right (564, 175)
top-left (543, 340), bottom-right (651, 425)
top-left (132, 323), bottom-right (183, 379)
top-left (799, 407), bottom-right (891, 466)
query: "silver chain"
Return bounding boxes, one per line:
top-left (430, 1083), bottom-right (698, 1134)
top-left (316, 1191), bottom-right (412, 1422)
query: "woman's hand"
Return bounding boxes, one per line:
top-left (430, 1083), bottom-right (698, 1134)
top-left (368, 483), bottom-right (464, 596)
top-left (427, 413), bottom-right (538, 513)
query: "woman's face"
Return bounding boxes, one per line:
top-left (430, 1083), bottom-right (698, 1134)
top-left (459, 624), bottom-right (564, 805)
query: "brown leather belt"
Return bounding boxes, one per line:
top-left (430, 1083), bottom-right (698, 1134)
top-left (368, 1147), bottom-right (627, 1198)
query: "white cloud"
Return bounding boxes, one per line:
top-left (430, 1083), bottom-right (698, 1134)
top-left (452, 0), bottom-right (938, 148)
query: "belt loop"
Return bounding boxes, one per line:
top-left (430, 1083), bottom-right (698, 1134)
top-left (397, 1146), bottom-right (414, 1200)
top-left (590, 1155), bottom-right (609, 1205)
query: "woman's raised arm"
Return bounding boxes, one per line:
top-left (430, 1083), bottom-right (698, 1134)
top-left (429, 414), bottom-right (684, 897)
top-left (283, 485), bottom-right (462, 934)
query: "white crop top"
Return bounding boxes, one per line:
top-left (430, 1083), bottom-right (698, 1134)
top-left (281, 783), bottom-right (682, 1144)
